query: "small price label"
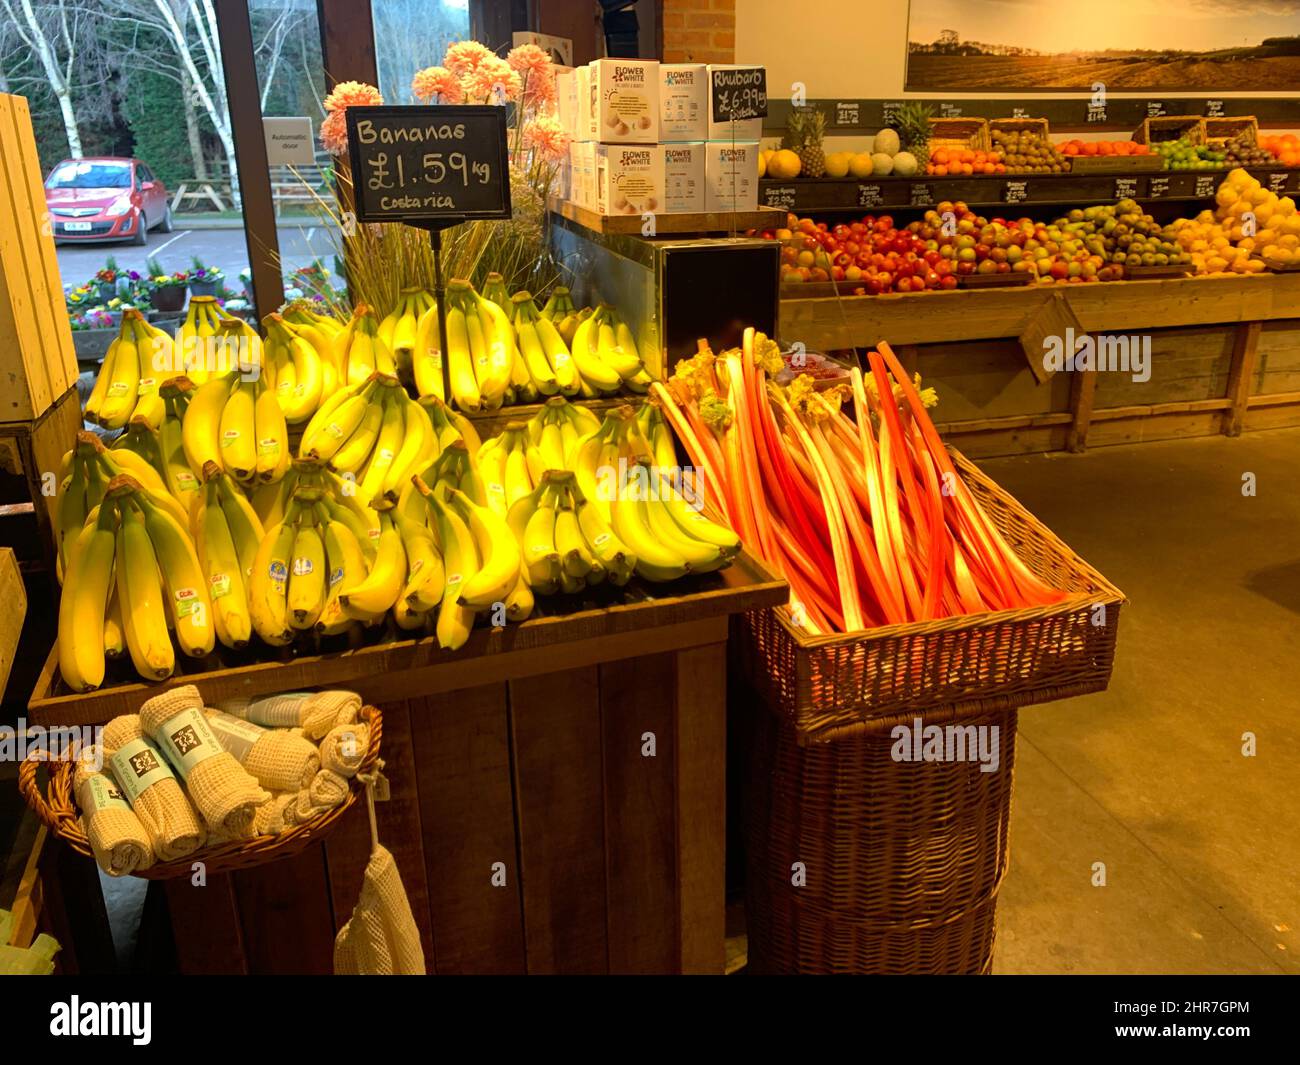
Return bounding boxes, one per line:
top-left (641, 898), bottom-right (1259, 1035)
top-left (834, 101), bottom-right (860, 127)
top-left (1010, 106), bottom-right (1029, 119)
top-left (1003, 180), bottom-right (1028, 204)
top-left (1086, 103), bottom-right (1108, 124)
top-left (1206, 100), bottom-right (1225, 117)
top-left (1114, 177), bottom-right (1139, 199)
top-left (881, 101), bottom-right (903, 127)
top-left (1149, 176), bottom-right (1171, 199)
top-left (710, 67), bottom-right (767, 122)
top-left (939, 102), bottom-right (963, 117)
top-left (1195, 174), bottom-right (1216, 198)
top-left (1268, 172), bottom-right (1289, 194)
top-left (858, 183), bottom-right (884, 208)
top-left (764, 185), bottom-right (796, 210)
top-left (910, 183), bottom-right (934, 207)
top-left (1146, 101), bottom-right (1166, 118)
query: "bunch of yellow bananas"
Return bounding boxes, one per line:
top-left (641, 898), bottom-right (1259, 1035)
top-left (511, 292), bottom-right (581, 398)
top-left (379, 287), bottom-right (435, 380)
top-left (58, 474), bottom-right (214, 692)
top-left (156, 377), bottom-right (200, 501)
top-left (261, 313), bottom-right (324, 424)
top-left (282, 299), bottom-right (345, 395)
top-left (334, 304), bottom-right (396, 387)
top-left (54, 430), bottom-right (181, 584)
top-left (570, 406), bottom-right (741, 582)
top-left (84, 309), bottom-right (174, 430)
top-left (539, 286), bottom-right (592, 347)
top-left (188, 461), bottom-right (264, 650)
top-left (174, 295), bottom-right (238, 385)
top-left (297, 373), bottom-right (439, 506)
top-left (428, 278), bottom-right (517, 411)
top-left (181, 368), bottom-right (290, 487)
top-left (570, 304), bottom-right (653, 397)
top-left (252, 457), bottom-right (381, 563)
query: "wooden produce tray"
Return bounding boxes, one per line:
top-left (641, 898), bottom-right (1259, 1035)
top-left (1068, 154), bottom-right (1165, 174)
top-left (548, 197), bottom-right (784, 236)
top-left (1133, 115), bottom-right (1204, 145)
top-left (28, 551), bottom-right (788, 727)
top-left (958, 271), bottom-right (1035, 289)
top-left (927, 117), bottom-right (990, 155)
top-left (989, 116), bottom-right (1049, 140)
top-left (1205, 116), bottom-right (1258, 146)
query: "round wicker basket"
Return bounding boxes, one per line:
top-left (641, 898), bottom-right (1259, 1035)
top-left (18, 705), bottom-right (382, 879)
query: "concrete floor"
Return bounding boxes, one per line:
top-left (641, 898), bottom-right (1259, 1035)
top-left (982, 429), bottom-right (1299, 975)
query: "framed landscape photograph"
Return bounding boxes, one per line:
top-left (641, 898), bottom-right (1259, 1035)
top-left (905, 0), bottom-right (1300, 92)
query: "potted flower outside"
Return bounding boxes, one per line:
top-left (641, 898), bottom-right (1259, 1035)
top-left (238, 267), bottom-right (254, 303)
top-left (150, 271), bottom-right (189, 313)
top-left (95, 265), bottom-right (119, 303)
top-left (189, 258), bottom-right (224, 298)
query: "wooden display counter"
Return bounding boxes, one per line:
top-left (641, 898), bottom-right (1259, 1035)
top-left (28, 555), bottom-right (787, 975)
top-left (780, 272), bottom-right (1300, 456)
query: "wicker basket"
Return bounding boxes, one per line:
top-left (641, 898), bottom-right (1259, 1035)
top-left (927, 117), bottom-right (990, 155)
top-left (1205, 116), bottom-right (1258, 146)
top-left (1133, 116), bottom-right (1205, 145)
top-left (990, 116), bottom-right (1050, 141)
top-left (736, 448), bottom-right (1124, 743)
top-left (18, 705), bottom-right (383, 878)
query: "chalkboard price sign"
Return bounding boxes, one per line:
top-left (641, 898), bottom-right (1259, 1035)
top-left (711, 68), bottom-right (767, 122)
top-left (345, 105), bottom-right (512, 225)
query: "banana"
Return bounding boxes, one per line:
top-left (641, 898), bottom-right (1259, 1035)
top-left (287, 515), bottom-right (327, 630)
top-left (157, 378), bottom-right (200, 500)
top-left (182, 372), bottom-right (237, 476)
top-left (300, 378), bottom-right (379, 462)
top-left (502, 429), bottom-right (533, 510)
top-left (475, 435), bottom-right (510, 518)
top-left (254, 376), bottom-right (290, 483)
top-left (450, 489), bottom-right (521, 610)
top-left (657, 479), bottom-right (741, 557)
top-left (413, 300), bottom-right (445, 400)
top-left (219, 378), bottom-right (258, 483)
top-left (473, 290), bottom-right (516, 408)
top-left (211, 465), bottom-right (265, 581)
top-left (115, 502), bottom-right (175, 681)
top-left (596, 313), bottom-right (642, 379)
top-left (388, 289), bottom-right (423, 374)
top-left (338, 305), bottom-right (391, 386)
top-left (380, 393), bottom-right (431, 503)
top-left (128, 486), bottom-right (214, 657)
top-left (570, 313), bottom-right (623, 393)
top-left (399, 509), bottom-right (445, 612)
top-left (264, 313), bottom-right (323, 423)
top-left (482, 272), bottom-right (511, 314)
top-left (539, 414), bottom-right (566, 472)
top-left (329, 383), bottom-right (386, 475)
top-left (84, 334), bottom-right (118, 425)
top-left (248, 499), bottom-right (300, 646)
top-left (339, 509), bottom-right (406, 619)
top-left (103, 583), bottom-right (125, 659)
top-left (55, 452), bottom-right (90, 582)
top-left (534, 312), bottom-right (578, 395)
top-left (317, 509), bottom-right (368, 636)
top-left (503, 568), bottom-right (534, 621)
top-left (574, 493), bottom-right (635, 584)
top-left (392, 596), bottom-right (431, 632)
top-left (356, 384), bottom-right (405, 505)
top-left (540, 286), bottom-right (576, 321)
top-left (97, 319), bottom-right (141, 429)
top-left (522, 490), bottom-right (561, 593)
top-left (198, 476), bottom-right (253, 649)
top-left (57, 498), bottom-right (118, 691)
top-left (444, 301), bottom-right (480, 412)
top-left (420, 484), bottom-right (478, 650)
top-left (642, 491), bottom-right (723, 571)
top-left (553, 504), bottom-right (592, 580)
top-left (610, 490), bottom-right (690, 581)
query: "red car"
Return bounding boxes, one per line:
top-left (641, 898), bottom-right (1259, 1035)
top-left (44, 157), bottom-right (173, 245)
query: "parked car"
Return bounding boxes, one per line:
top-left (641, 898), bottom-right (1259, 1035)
top-left (44, 157), bottom-right (173, 245)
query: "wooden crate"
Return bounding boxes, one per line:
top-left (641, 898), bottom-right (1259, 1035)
top-left (28, 554), bottom-right (788, 975)
top-left (0, 385), bottom-right (83, 580)
top-left (0, 94), bottom-right (79, 424)
top-left (1067, 154), bottom-right (1165, 174)
top-left (1205, 116), bottom-right (1258, 146)
top-left (927, 117), bottom-right (990, 155)
top-left (0, 547), bottom-right (24, 696)
top-left (1133, 115), bottom-right (1205, 145)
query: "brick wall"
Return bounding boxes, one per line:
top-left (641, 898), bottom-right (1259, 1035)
top-left (661, 0), bottom-right (735, 64)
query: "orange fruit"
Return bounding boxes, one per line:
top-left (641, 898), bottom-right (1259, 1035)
top-left (934, 164), bottom-right (948, 176)
top-left (934, 149), bottom-right (950, 165)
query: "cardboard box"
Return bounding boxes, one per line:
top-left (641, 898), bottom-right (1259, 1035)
top-left (660, 63), bottom-right (708, 141)
top-left (663, 143), bottom-right (705, 213)
top-left (556, 68), bottom-right (577, 137)
top-left (705, 64), bottom-right (765, 142)
top-left (704, 141), bottom-right (759, 212)
top-left (592, 58), bottom-right (659, 143)
top-left (569, 140), bottom-right (596, 208)
top-left (596, 144), bottom-right (665, 216)
top-left (575, 64), bottom-right (594, 141)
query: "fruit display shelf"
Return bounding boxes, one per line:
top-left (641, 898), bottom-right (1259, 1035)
top-left (29, 549), bottom-right (786, 976)
top-left (549, 197), bottom-right (784, 236)
top-left (759, 166), bottom-right (1300, 214)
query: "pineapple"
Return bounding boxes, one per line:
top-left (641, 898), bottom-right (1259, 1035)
top-left (787, 108), bottom-right (827, 178)
top-left (897, 102), bottom-right (934, 168)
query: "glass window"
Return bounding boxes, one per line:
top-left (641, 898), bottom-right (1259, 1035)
top-left (371, 0), bottom-right (472, 104)
top-left (46, 162), bottom-right (132, 190)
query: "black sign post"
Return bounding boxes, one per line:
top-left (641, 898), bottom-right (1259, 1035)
top-left (345, 105), bottom-right (512, 402)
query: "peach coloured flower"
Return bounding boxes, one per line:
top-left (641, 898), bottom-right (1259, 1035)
top-left (319, 110), bottom-right (349, 156)
top-left (463, 57), bottom-right (521, 104)
top-left (412, 65), bottom-right (464, 104)
top-left (506, 43), bottom-right (552, 82)
top-left (323, 80), bottom-right (383, 114)
top-left (443, 40), bottom-right (495, 77)
top-left (522, 67), bottom-right (557, 113)
top-left (524, 116), bottom-right (571, 164)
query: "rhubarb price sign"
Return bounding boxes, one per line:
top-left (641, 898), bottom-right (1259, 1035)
top-left (345, 105), bottom-right (511, 223)
top-left (711, 68), bottom-right (767, 122)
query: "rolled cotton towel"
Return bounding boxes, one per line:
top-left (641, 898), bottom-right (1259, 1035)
top-left (215, 690), bottom-right (361, 740)
top-left (319, 723), bottom-right (369, 778)
top-left (252, 793), bottom-right (296, 836)
top-left (73, 745), bottom-right (154, 876)
top-left (139, 686), bottom-right (269, 840)
top-left (102, 715), bottom-right (205, 862)
top-left (204, 709), bottom-right (320, 791)
top-left (308, 769), bottom-right (350, 808)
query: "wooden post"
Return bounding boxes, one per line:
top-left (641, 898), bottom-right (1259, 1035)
top-left (213, 0), bottom-right (285, 318)
top-left (1067, 366), bottom-right (1098, 453)
top-left (1224, 321), bottom-right (1262, 437)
